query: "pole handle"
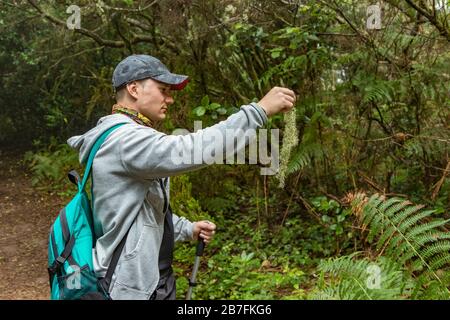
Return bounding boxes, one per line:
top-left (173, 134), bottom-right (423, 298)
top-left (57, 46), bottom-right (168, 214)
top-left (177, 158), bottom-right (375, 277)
top-left (196, 239), bottom-right (205, 256)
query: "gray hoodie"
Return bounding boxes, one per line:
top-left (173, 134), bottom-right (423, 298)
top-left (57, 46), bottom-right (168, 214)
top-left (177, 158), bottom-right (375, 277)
top-left (67, 102), bottom-right (268, 299)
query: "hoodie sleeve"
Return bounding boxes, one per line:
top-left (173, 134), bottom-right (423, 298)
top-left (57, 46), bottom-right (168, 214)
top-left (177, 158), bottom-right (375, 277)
top-left (172, 213), bottom-right (194, 242)
top-left (119, 103), bottom-right (268, 179)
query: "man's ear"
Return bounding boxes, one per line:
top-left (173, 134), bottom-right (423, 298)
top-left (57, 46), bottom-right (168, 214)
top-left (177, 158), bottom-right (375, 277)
top-left (126, 81), bottom-right (139, 99)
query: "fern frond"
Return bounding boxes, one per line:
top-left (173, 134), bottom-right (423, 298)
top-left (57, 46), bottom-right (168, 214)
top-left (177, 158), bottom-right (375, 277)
top-left (397, 232), bottom-right (450, 265)
top-left (349, 193), bottom-right (450, 296)
top-left (404, 138), bottom-right (423, 157)
top-left (376, 207), bottom-right (432, 252)
top-left (362, 81), bottom-right (394, 103)
top-left (287, 142), bottom-right (322, 174)
top-left (421, 241), bottom-right (450, 260)
top-left (367, 199), bottom-right (411, 244)
top-left (429, 253), bottom-right (450, 271)
top-left (405, 219), bottom-right (450, 240)
top-left (412, 231), bottom-right (450, 246)
top-left (359, 194), bottom-right (385, 238)
top-left (379, 198), bottom-right (408, 216)
top-left (394, 230), bottom-right (450, 264)
top-left (287, 146), bottom-right (311, 174)
top-left (394, 208), bottom-right (433, 233)
top-left (309, 290), bottom-right (337, 300)
top-left (313, 254), bottom-right (414, 300)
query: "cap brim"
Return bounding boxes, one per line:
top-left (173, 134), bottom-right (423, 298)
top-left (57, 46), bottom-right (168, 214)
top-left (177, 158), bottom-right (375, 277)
top-left (153, 73), bottom-right (189, 91)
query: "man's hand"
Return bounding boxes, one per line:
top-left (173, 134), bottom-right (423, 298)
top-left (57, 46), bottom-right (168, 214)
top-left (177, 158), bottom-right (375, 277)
top-left (193, 220), bottom-right (216, 244)
top-left (258, 86), bottom-right (296, 117)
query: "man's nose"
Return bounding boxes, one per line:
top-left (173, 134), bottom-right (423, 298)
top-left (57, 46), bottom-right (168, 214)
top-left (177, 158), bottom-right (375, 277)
top-left (165, 95), bottom-right (174, 105)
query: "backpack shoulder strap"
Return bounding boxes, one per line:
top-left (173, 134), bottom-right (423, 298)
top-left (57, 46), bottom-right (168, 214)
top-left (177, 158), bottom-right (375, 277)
top-left (76, 122), bottom-right (129, 297)
top-left (100, 227), bottom-right (131, 295)
top-left (80, 123), bottom-right (126, 190)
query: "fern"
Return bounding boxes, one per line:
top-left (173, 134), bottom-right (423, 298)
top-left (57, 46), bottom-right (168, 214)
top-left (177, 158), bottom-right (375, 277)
top-left (375, 205), bottom-right (427, 252)
top-left (362, 82), bottom-right (393, 104)
top-left (310, 253), bottom-right (414, 300)
top-left (351, 73), bottom-right (395, 105)
top-left (349, 193), bottom-right (450, 296)
top-left (403, 138), bottom-right (423, 157)
top-left (286, 142), bottom-right (323, 174)
top-left (24, 143), bottom-right (80, 188)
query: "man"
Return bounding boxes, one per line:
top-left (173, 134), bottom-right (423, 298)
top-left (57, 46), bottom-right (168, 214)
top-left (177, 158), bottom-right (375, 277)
top-left (67, 54), bottom-right (295, 300)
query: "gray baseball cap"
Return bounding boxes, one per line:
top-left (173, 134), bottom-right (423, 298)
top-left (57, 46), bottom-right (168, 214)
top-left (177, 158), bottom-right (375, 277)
top-left (112, 54), bottom-right (189, 90)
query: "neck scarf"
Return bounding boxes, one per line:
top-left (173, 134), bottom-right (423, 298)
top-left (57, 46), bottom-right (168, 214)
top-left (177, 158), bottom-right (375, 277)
top-left (112, 104), bottom-right (153, 128)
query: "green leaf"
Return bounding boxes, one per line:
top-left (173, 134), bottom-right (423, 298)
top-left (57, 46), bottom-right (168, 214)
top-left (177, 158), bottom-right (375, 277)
top-left (193, 106), bottom-right (206, 117)
top-left (209, 103), bottom-right (221, 110)
top-left (335, 225), bottom-right (344, 235)
top-left (286, 27), bottom-right (300, 34)
top-left (270, 48), bottom-right (283, 59)
top-left (201, 95), bottom-right (210, 106)
top-left (233, 22), bottom-right (244, 30)
top-left (217, 107), bottom-right (227, 115)
top-left (307, 34), bottom-right (320, 42)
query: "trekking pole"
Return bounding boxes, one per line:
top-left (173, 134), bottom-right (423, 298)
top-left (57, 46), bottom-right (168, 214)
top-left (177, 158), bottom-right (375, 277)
top-left (186, 239), bottom-right (205, 300)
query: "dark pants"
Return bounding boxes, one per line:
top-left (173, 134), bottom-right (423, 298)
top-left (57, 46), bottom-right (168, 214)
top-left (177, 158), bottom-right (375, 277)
top-left (151, 267), bottom-right (176, 300)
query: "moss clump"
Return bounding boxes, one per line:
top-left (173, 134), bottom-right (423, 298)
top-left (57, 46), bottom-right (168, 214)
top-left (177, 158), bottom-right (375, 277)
top-left (276, 109), bottom-right (299, 188)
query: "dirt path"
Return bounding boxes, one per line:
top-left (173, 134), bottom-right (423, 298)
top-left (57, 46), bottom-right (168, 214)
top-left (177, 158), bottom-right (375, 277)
top-left (0, 149), bottom-right (67, 299)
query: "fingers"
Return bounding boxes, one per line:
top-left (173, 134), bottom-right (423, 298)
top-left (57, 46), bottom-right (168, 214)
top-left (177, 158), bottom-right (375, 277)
top-left (197, 220), bottom-right (216, 244)
top-left (276, 87), bottom-right (296, 100)
top-left (258, 86), bottom-right (297, 117)
top-left (283, 94), bottom-right (295, 104)
top-left (203, 220), bottom-right (216, 229)
top-left (274, 87), bottom-right (296, 110)
top-left (199, 230), bottom-right (214, 243)
top-left (279, 97), bottom-right (294, 113)
top-left (199, 231), bottom-right (213, 243)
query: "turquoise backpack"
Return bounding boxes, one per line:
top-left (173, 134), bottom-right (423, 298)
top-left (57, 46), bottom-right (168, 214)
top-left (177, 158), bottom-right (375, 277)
top-left (48, 123), bottom-right (128, 300)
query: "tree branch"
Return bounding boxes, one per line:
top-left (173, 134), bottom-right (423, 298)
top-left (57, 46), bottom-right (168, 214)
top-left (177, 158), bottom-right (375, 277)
top-left (98, 0), bottom-right (159, 13)
top-left (27, 0), bottom-right (160, 48)
top-left (27, 0), bottom-right (125, 47)
top-left (404, 0), bottom-right (450, 41)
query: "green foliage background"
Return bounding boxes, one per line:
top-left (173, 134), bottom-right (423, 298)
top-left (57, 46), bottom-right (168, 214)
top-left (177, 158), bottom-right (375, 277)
top-left (2, 0), bottom-right (449, 299)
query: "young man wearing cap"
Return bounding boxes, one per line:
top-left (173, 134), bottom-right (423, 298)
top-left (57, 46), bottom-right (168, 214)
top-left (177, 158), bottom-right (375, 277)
top-left (68, 54), bottom-right (296, 300)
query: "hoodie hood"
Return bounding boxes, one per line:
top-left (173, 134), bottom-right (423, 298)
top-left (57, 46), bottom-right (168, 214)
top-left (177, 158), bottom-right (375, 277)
top-left (67, 114), bottom-right (134, 164)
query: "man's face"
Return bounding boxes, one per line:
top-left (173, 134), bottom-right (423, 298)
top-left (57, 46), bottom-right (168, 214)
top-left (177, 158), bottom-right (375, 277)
top-left (133, 78), bottom-right (174, 122)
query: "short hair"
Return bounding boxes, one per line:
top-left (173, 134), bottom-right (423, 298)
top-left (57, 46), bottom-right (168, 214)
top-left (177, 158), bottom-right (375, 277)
top-left (115, 86), bottom-right (127, 102)
top-left (114, 79), bottom-right (148, 102)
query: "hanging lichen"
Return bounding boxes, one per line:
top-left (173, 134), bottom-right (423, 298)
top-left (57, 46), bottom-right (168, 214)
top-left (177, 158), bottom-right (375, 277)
top-left (276, 109), bottom-right (299, 188)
